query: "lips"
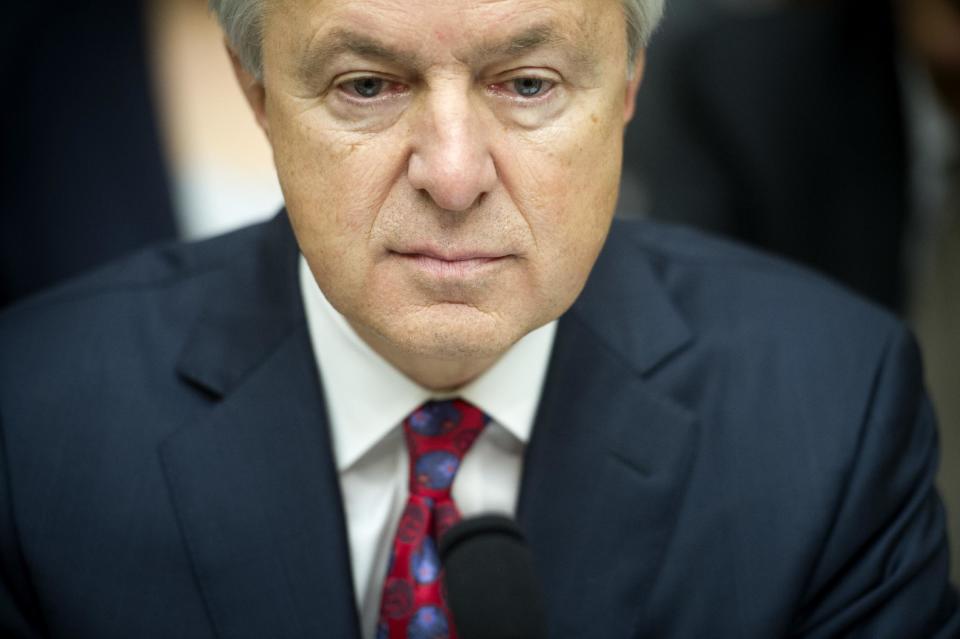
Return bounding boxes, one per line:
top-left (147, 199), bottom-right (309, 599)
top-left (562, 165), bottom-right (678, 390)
top-left (390, 247), bottom-right (511, 279)
top-left (394, 247), bottom-right (510, 262)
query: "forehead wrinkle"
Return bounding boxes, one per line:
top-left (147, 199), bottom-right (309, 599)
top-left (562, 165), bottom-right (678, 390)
top-left (297, 28), bottom-right (426, 80)
top-left (469, 24), bottom-right (562, 59)
top-left (295, 18), bottom-right (601, 81)
top-left (457, 21), bottom-right (599, 75)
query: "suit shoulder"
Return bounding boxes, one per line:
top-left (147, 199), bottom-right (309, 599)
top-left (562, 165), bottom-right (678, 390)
top-left (0, 219), bottom-right (278, 378)
top-left (11, 220), bottom-right (268, 308)
top-left (609, 219), bottom-right (926, 477)
top-left (3, 220), bottom-right (268, 324)
top-left (614, 219), bottom-right (903, 348)
top-left (615, 221), bottom-right (919, 454)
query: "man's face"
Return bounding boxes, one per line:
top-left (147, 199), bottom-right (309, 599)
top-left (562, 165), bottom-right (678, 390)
top-left (246, 0), bottom-right (640, 380)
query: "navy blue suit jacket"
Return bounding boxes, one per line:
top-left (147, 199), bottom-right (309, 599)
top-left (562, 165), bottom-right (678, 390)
top-left (1, 213), bottom-right (957, 637)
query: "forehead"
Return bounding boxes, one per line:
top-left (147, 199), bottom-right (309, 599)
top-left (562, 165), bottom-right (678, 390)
top-left (265, 0), bottom-right (623, 69)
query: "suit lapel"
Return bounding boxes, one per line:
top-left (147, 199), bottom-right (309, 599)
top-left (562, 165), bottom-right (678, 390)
top-left (161, 214), bottom-right (361, 639)
top-left (518, 222), bottom-right (698, 637)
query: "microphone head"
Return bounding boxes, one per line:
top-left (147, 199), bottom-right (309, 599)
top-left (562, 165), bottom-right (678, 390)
top-left (439, 515), bottom-right (548, 639)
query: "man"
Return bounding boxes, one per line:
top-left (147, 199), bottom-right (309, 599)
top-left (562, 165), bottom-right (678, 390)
top-left (0, 1), bottom-right (957, 638)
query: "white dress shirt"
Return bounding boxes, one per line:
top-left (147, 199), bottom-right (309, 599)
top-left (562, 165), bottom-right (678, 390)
top-left (298, 258), bottom-right (556, 639)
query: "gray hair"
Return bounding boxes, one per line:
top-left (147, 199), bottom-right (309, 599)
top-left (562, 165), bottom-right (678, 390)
top-left (209, 0), bottom-right (664, 82)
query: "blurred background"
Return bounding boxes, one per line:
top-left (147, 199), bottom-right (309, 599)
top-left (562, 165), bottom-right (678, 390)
top-left (1, 0), bottom-right (283, 310)
top-left (1, 0), bottom-right (957, 580)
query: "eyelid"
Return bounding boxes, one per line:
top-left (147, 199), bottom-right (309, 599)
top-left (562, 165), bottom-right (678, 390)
top-left (331, 69), bottom-right (560, 108)
top-left (334, 72), bottom-right (410, 104)
top-left (491, 66), bottom-right (560, 83)
top-left (487, 73), bottom-right (559, 102)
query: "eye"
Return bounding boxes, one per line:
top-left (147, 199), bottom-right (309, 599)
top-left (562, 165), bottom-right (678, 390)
top-left (347, 77), bottom-right (386, 98)
top-left (512, 77), bottom-right (548, 97)
top-left (489, 75), bottom-right (557, 101)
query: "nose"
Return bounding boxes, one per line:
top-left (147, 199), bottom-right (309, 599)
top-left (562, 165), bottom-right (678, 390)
top-left (407, 86), bottom-right (498, 212)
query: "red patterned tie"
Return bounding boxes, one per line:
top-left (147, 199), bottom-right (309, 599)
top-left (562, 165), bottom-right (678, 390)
top-left (377, 399), bottom-right (489, 639)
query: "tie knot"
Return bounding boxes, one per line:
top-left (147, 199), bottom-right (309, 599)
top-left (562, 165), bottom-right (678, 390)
top-left (404, 399), bottom-right (488, 498)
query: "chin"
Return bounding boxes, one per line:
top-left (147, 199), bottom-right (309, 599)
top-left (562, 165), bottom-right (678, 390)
top-left (381, 304), bottom-right (526, 362)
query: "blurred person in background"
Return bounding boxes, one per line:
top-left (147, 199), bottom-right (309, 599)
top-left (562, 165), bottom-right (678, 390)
top-left (625, 0), bottom-right (960, 579)
top-left (906, 0), bottom-right (960, 584)
top-left (1, 0), bottom-right (280, 309)
top-left (0, 2), bottom-right (177, 308)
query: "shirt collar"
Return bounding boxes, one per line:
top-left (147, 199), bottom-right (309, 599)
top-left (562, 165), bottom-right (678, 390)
top-left (298, 256), bottom-right (556, 472)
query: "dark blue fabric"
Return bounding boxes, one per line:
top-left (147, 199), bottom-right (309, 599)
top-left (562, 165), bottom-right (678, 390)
top-left (1, 213), bottom-right (957, 638)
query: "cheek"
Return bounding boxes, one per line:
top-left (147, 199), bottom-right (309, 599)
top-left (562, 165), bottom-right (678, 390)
top-left (272, 110), bottom-right (406, 245)
top-left (268, 106), bottom-right (416, 315)
top-left (506, 107), bottom-right (623, 258)
top-left (488, 115), bottom-right (620, 323)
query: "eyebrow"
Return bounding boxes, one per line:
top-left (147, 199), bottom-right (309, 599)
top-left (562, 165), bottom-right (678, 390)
top-left (469, 24), bottom-right (567, 62)
top-left (297, 29), bottom-right (425, 81)
top-left (469, 23), bottom-right (597, 75)
top-left (296, 22), bottom-right (597, 80)
top-left (472, 22), bottom-right (600, 77)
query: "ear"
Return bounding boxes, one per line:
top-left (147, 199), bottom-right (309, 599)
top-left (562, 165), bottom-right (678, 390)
top-left (226, 40), bottom-right (271, 139)
top-left (623, 49), bottom-right (646, 124)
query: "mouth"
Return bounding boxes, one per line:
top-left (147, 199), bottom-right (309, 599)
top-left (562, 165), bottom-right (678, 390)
top-left (389, 248), bottom-right (512, 279)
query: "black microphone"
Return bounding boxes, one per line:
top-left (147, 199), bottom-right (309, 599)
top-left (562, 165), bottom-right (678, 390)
top-left (439, 514), bottom-right (548, 639)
